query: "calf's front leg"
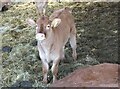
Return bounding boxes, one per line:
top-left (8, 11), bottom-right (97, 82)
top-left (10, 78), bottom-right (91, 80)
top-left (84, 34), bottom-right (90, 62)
top-left (41, 61), bottom-right (49, 83)
top-left (38, 48), bottom-right (49, 83)
top-left (51, 59), bottom-right (60, 83)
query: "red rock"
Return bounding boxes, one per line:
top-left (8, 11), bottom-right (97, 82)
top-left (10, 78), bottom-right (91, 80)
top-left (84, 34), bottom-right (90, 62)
top-left (50, 63), bottom-right (119, 87)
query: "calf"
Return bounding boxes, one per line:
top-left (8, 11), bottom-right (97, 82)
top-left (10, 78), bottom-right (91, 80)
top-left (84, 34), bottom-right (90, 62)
top-left (27, 7), bottom-right (77, 83)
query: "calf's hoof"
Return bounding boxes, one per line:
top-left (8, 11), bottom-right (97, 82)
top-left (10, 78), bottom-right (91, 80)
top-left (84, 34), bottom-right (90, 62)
top-left (42, 79), bottom-right (47, 84)
top-left (72, 54), bottom-right (77, 61)
top-left (52, 79), bottom-right (57, 83)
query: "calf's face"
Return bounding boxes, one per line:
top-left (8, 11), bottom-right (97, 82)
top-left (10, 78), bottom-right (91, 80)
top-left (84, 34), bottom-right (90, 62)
top-left (36, 16), bottom-right (51, 41)
top-left (26, 16), bottom-right (61, 41)
top-left (36, 16), bottom-right (50, 35)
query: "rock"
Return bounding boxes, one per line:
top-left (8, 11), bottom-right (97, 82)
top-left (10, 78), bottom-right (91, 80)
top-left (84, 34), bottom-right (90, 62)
top-left (2, 46), bottom-right (12, 53)
top-left (1, 5), bottom-right (9, 12)
top-left (10, 81), bottom-right (20, 87)
top-left (11, 81), bottom-right (32, 87)
top-left (0, 26), bottom-right (9, 34)
top-left (0, 0), bottom-right (11, 12)
top-left (20, 81), bottom-right (32, 87)
top-left (30, 40), bottom-right (37, 46)
top-left (50, 63), bottom-right (119, 87)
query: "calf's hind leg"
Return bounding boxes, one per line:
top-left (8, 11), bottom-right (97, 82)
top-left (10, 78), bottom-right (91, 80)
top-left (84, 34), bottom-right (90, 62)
top-left (70, 27), bottom-right (77, 60)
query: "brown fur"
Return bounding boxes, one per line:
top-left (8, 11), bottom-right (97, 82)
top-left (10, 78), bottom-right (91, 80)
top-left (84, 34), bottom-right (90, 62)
top-left (36, 7), bottom-right (77, 83)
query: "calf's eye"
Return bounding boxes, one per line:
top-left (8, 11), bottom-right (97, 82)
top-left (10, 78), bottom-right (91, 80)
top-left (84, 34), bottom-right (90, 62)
top-left (46, 24), bottom-right (50, 30)
top-left (47, 24), bottom-right (50, 27)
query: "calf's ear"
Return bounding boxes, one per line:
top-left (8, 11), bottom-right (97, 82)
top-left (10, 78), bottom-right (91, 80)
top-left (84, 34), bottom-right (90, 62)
top-left (26, 18), bottom-right (36, 27)
top-left (51, 18), bottom-right (61, 28)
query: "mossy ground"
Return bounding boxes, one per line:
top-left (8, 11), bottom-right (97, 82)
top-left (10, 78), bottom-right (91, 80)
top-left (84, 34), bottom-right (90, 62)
top-left (0, 2), bottom-right (118, 87)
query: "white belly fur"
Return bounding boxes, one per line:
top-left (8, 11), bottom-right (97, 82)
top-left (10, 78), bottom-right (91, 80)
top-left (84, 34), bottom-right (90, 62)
top-left (39, 49), bottom-right (59, 63)
top-left (38, 44), bottom-right (60, 63)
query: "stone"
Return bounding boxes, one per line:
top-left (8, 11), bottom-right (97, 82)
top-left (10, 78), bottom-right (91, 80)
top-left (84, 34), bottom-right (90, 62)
top-left (2, 46), bottom-right (12, 53)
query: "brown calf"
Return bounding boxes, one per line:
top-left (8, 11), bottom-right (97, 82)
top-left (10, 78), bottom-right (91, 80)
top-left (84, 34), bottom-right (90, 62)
top-left (27, 7), bottom-right (77, 83)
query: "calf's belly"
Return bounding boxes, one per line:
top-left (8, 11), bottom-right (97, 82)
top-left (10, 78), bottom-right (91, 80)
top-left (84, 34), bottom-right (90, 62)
top-left (39, 51), bottom-right (59, 63)
top-left (39, 51), bottom-right (60, 63)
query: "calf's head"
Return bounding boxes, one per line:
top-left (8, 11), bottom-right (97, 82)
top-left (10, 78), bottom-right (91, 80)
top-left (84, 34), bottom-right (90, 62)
top-left (26, 15), bottom-right (61, 41)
